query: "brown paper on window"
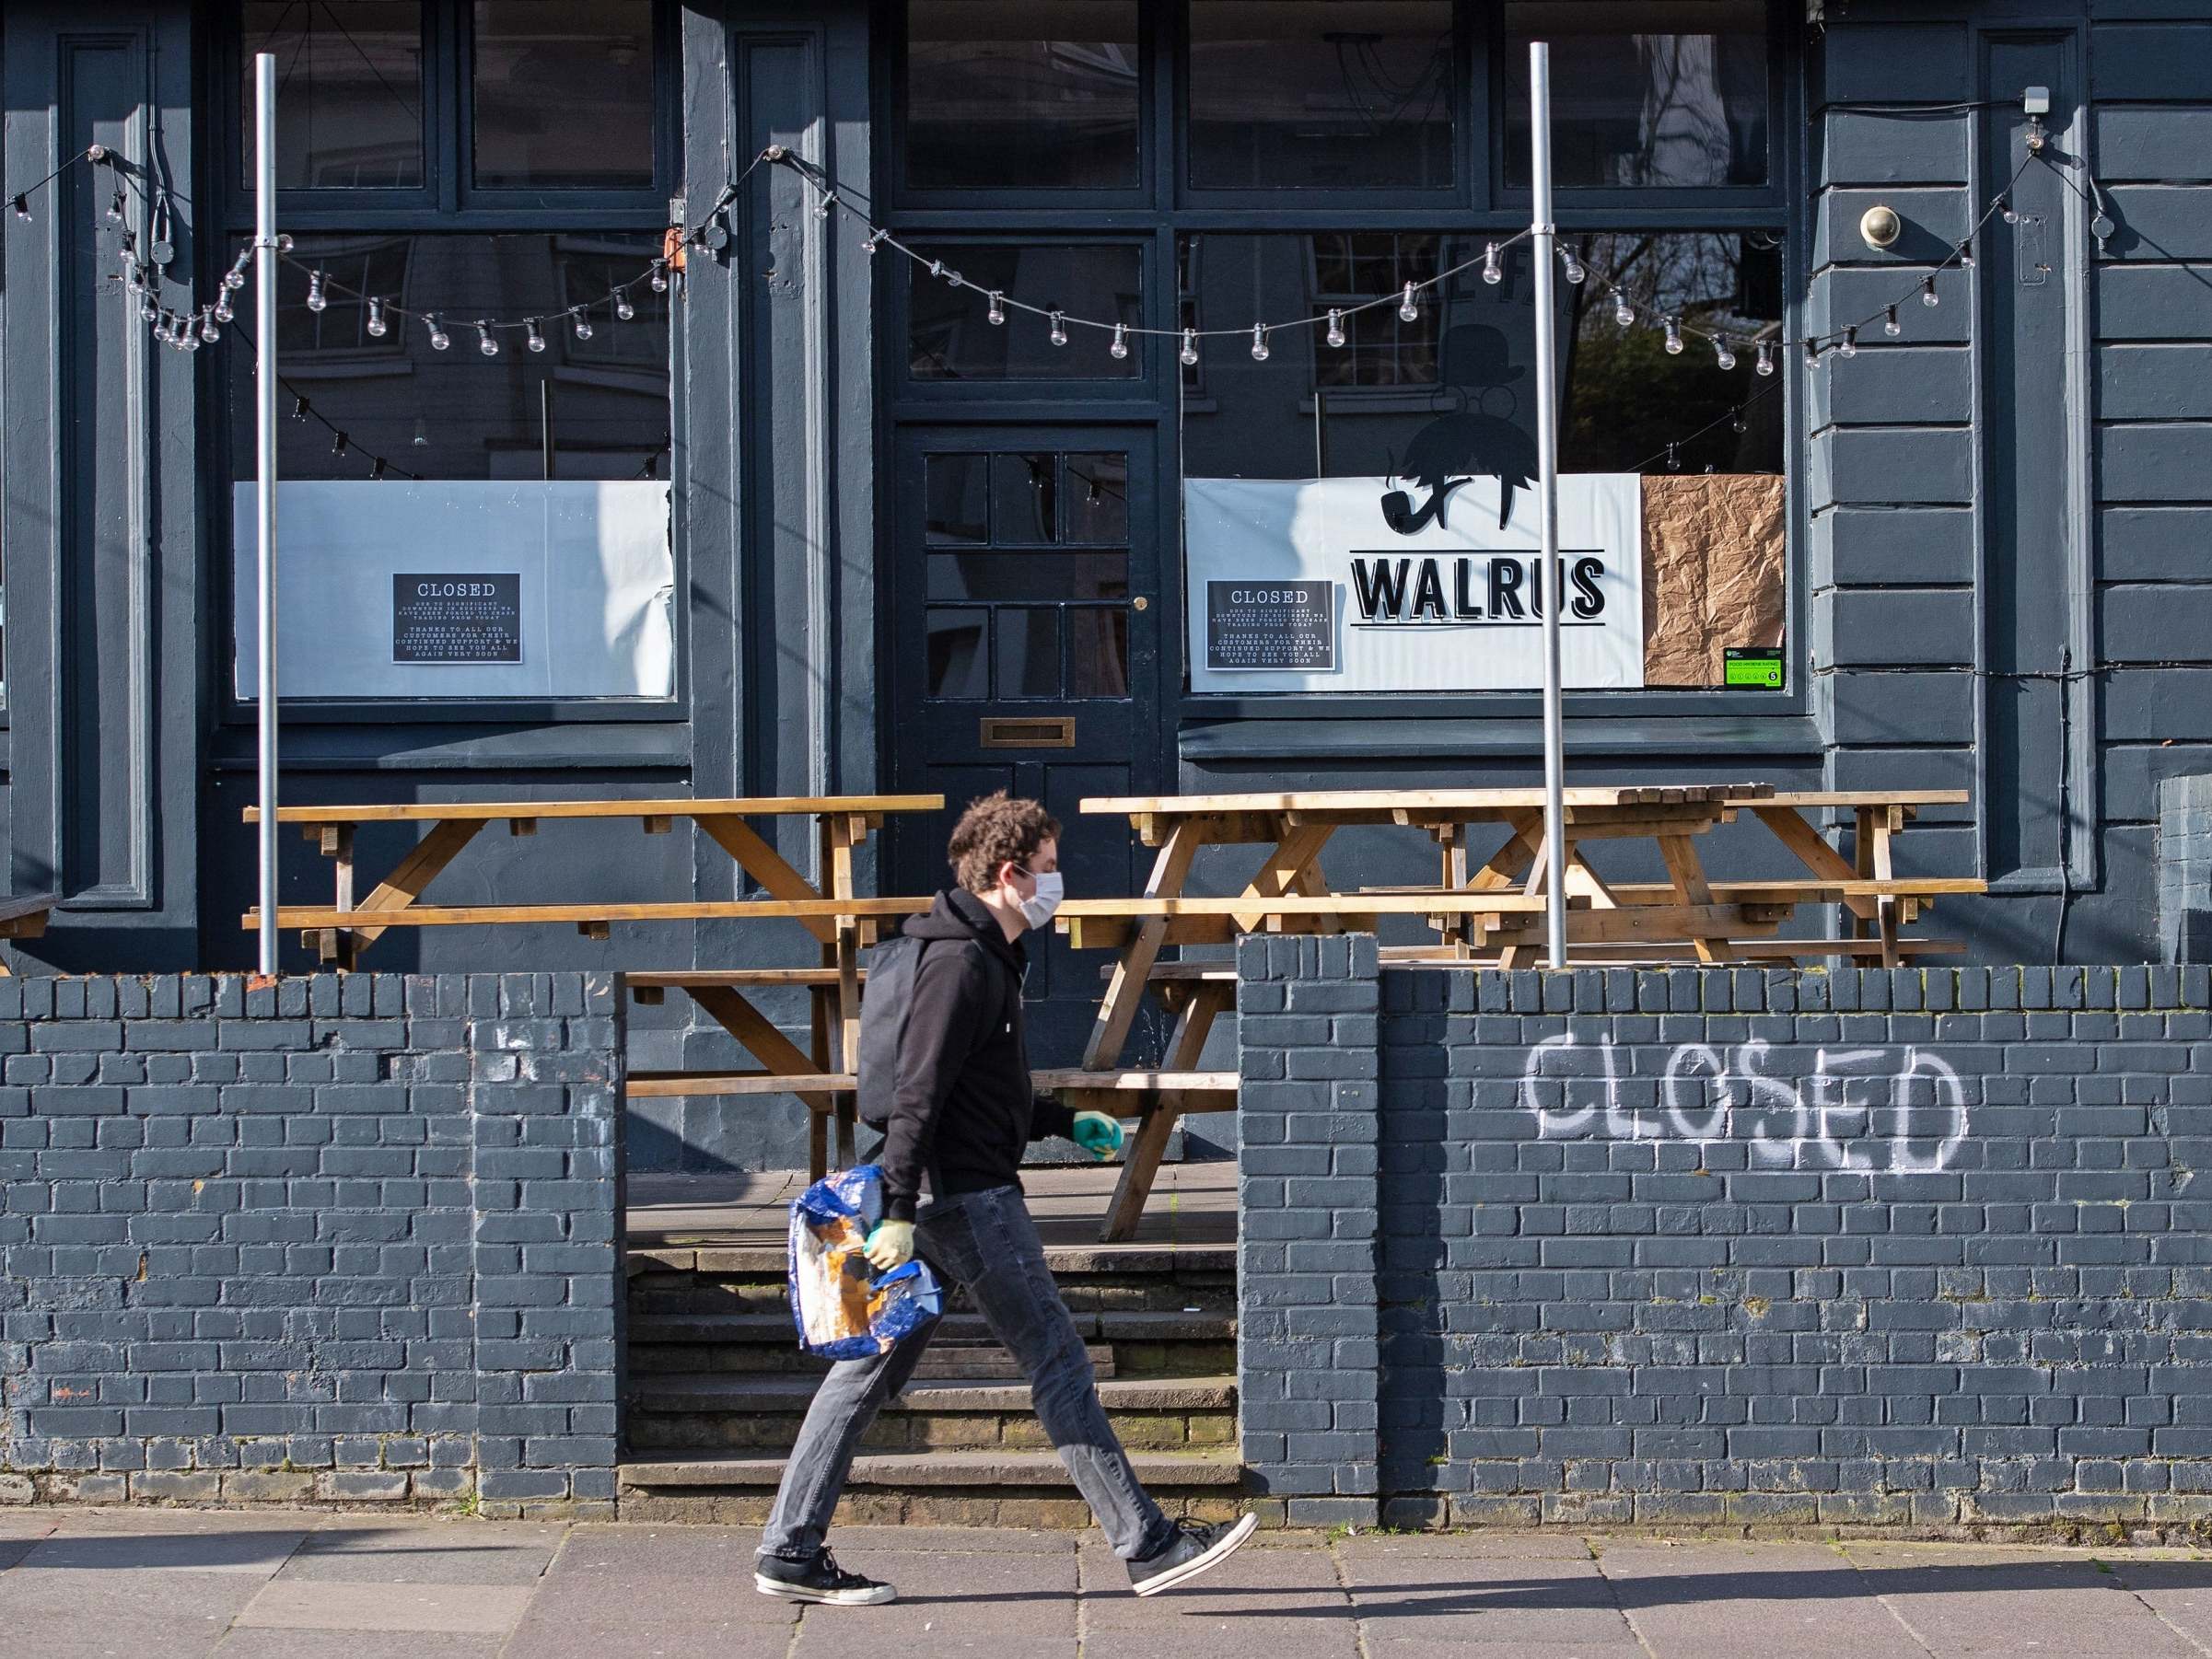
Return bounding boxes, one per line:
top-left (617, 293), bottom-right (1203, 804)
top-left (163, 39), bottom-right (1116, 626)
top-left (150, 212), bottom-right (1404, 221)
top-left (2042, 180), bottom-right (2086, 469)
top-left (1640, 473), bottom-right (1786, 687)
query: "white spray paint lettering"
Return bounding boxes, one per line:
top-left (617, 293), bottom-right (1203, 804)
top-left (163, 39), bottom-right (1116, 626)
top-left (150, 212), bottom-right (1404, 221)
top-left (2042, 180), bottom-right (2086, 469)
top-left (1519, 1033), bottom-right (1967, 1171)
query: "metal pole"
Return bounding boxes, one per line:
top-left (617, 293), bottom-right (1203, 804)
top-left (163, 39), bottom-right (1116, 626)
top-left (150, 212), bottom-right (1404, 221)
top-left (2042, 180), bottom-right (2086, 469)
top-left (254, 52), bottom-right (279, 975)
top-left (1530, 41), bottom-right (1568, 969)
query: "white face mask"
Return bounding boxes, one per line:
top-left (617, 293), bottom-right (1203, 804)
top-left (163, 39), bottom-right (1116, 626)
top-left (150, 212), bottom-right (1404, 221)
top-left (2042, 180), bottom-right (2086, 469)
top-left (1014, 868), bottom-right (1065, 931)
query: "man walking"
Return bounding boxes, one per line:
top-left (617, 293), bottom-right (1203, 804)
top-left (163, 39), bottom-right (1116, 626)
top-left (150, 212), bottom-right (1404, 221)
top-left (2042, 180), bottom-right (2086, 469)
top-left (756, 792), bottom-right (1256, 1605)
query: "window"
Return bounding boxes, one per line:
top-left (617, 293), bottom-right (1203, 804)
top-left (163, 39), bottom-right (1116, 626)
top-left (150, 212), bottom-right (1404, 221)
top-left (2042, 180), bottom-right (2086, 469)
top-left (240, 1), bottom-right (425, 188)
top-left (472, 0), bottom-right (655, 189)
top-left (1185, 0), bottom-right (1455, 191)
top-left (903, 1), bottom-right (1141, 191)
top-left (907, 244), bottom-right (1143, 381)
top-left (239, 0), bottom-right (664, 201)
top-left (228, 233), bottom-right (671, 481)
top-left (1503, 1), bottom-right (1770, 188)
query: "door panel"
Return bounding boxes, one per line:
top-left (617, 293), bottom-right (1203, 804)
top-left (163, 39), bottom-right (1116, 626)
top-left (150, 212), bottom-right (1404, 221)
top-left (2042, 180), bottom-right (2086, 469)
top-left (890, 428), bottom-right (1161, 1063)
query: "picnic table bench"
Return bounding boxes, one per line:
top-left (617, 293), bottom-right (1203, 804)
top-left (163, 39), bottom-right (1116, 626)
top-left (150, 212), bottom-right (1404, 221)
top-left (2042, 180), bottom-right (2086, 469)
top-left (1057, 784), bottom-right (1984, 1241)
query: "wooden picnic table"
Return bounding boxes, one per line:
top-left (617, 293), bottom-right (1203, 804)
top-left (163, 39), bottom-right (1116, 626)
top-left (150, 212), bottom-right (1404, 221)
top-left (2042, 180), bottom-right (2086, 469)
top-left (1059, 784), bottom-right (1983, 1242)
top-left (0, 895), bottom-right (55, 974)
top-left (241, 795), bottom-right (941, 1175)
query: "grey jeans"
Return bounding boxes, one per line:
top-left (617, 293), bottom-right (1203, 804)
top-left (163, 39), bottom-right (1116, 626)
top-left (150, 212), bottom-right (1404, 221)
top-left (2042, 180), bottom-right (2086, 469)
top-left (760, 1184), bottom-right (1177, 1563)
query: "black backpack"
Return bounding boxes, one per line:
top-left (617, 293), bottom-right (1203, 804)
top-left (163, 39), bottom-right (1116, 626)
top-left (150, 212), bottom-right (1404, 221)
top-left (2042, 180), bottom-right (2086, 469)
top-left (856, 934), bottom-right (929, 1131)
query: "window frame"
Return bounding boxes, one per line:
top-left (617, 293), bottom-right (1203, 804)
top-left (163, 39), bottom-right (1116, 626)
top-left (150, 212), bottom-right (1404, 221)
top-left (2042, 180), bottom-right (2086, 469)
top-left (212, 0), bottom-right (684, 725)
top-left (881, 0), bottom-right (1809, 737)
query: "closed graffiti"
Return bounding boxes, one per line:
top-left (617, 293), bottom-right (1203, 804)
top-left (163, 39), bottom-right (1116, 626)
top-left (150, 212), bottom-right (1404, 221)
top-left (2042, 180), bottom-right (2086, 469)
top-left (1518, 1033), bottom-right (1967, 1172)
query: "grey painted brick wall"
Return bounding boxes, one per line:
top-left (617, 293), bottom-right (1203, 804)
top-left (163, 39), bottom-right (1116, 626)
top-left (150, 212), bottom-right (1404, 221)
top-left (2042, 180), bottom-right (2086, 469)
top-left (1240, 946), bottom-right (2212, 1535)
top-left (2160, 775), bottom-right (2212, 963)
top-left (0, 973), bottom-right (623, 1516)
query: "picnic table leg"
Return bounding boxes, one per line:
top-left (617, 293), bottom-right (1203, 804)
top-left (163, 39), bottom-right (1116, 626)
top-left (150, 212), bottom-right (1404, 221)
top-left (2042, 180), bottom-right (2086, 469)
top-left (1659, 833), bottom-right (1736, 964)
top-left (1752, 805), bottom-right (1879, 947)
top-left (1231, 821), bottom-right (1333, 931)
top-left (697, 814), bottom-right (838, 946)
top-left (807, 983), bottom-right (831, 1180)
top-left (1869, 807), bottom-right (1903, 969)
top-left (1082, 819), bottom-right (1204, 1073)
top-left (1853, 807), bottom-right (1878, 943)
top-left (339, 818), bottom-right (486, 965)
top-left (824, 814), bottom-right (864, 1170)
top-left (688, 986), bottom-right (843, 1126)
top-left (1100, 980), bottom-right (1232, 1245)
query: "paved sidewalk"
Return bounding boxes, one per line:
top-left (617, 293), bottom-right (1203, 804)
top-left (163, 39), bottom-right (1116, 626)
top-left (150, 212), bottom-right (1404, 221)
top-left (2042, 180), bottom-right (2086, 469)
top-left (6, 1509), bottom-right (2212, 1658)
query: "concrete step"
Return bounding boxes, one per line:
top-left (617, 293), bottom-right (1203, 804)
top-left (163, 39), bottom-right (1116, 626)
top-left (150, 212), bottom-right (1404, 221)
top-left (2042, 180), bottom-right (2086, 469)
top-left (625, 1372), bottom-right (1236, 1454)
top-left (624, 1310), bottom-right (1235, 1380)
top-left (618, 1446), bottom-right (1246, 1523)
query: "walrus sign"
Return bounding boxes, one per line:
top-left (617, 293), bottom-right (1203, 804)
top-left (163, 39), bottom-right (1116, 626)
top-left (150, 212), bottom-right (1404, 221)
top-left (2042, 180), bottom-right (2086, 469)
top-left (1184, 473), bottom-right (1644, 693)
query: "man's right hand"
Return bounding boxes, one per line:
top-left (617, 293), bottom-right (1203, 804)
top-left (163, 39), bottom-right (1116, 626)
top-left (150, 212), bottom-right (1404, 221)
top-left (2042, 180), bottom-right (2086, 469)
top-left (863, 1220), bottom-right (914, 1272)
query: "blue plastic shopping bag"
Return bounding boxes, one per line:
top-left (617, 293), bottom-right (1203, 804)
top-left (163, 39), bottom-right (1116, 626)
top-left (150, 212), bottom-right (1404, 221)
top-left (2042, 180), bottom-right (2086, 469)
top-left (786, 1164), bottom-right (943, 1360)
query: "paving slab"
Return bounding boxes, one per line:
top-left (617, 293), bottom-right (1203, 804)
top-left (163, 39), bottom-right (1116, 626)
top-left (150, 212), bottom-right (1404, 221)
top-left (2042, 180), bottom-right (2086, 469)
top-left (506, 1617), bottom-right (804, 1659)
top-left (0, 1538), bottom-right (41, 1571)
top-left (2101, 1557), bottom-right (2212, 1650)
top-left (1077, 1537), bottom-right (1351, 1625)
top-left (524, 1557), bottom-right (802, 1629)
top-left (1082, 1614), bottom-right (1363, 1659)
top-left (0, 1564), bottom-right (271, 1623)
top-left (809, 1546), bottom-right (1081, 1633)
top-left (277, 1526), bottom-right (558, 1585)
top-left (20, 1526), bottom-right (308, 1574)
top-left (1595, 1541), bottom-right (1926, 1657)
top-left (1338, 1530), bottom-right (1595, 1561)
top-left (8, 1610), bottom-right (228, 1659)
top-left (230, 1579), bottom-right (538, 1635)
top-left (210, 1631), bottom-right (506, 1659)
top-left (1334, 1550), bottom-right (1636, 1646)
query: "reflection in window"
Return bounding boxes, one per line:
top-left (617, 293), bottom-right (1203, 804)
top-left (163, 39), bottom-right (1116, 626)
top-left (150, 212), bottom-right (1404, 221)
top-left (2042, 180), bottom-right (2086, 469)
top-left (908, 245), bottom-right (1142, 380)
top-left (1186, 1), bottom-right (1453, 190)
top-left (472, 0), bottom-right (656, 188)
top-left (1504, 1), bottom-right (1768, 188)
top-left (231, 232), bottom-right (670, 481)
top-left (927, 609), bottom-right (990, 698)
top-left (1177, 229), bottom-right (1784, 689)
top-left (905, 0), bottom-right (1140, 190)
top-left (242, 1), bottom-right (424, 188)
top-left (925, 454), bottom-right (990, 544)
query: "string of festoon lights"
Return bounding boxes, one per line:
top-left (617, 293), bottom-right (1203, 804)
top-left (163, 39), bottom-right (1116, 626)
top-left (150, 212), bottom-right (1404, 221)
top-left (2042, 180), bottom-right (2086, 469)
top-left (0, 135), bottom-right (2085, 488)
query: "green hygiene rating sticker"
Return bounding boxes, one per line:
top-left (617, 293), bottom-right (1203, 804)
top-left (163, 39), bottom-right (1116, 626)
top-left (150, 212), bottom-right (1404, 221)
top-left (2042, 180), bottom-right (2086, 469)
top-left (1724, 646), bottom-right (1785, 689)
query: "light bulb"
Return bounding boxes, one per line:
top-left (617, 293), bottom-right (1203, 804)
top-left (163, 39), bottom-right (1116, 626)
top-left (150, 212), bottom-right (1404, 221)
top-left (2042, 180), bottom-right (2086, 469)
top-left (10, 194), bottom-right (29, 222)
top-left (180, 322), bottom-right (202, 354)
top-left (816, 188), bottom-right (835, 218)
top-left (1804, 339), bottom-right (1822, 367)
top-left (1326, 308), bottom-right (1345, 348)
top-left (200, 307), bottom-right (220, 344)
top-left (572, 307), bottom-right (593, 342)
top-left (140, 295), bottom-right (158, 323)
top-left (331, 430), bottom-right (349, 457)
top-left (306, 270), bottom-right (328, 312)
top-left (1730, 408), bottom-right (1747, 435)
top-left (477, 323), bottom-right (499, 356)
top-left (107, 188), bottom-right (125, 224)
top-left (151, 311), bottom-right (169, 347)
top-left (1666, 443), bottom-right (1681, 473)
top-left (1714, 335), bottom-right (1736, 370)
top-left (615, 291), bottom-right (636, 322)
top-left (1180, 329), bottom-right (1198, 366)
top-left (864, 229), bottom-right (886, 256)
top-left (277, 234), bottom-right (294, 252)
top-left (2001, 197), bottom-right (2020, 225)
top-left (1663, 317), bottom-right (1683, 355)
top-left (1959, 238), bottom-right (1974, 269)
top-left (1613, 290), bottom-right (1635, 329)
top-left (413, 416), bottom-right (430, 447)
top-left (1481, 244), bottom-right (1501, 286)
top-left (1561, 246), bottom-right (1586, 284)
top-left (525, 319), bottom-right (546, 353)
top-left (1049, 311), bottom-right (1066, 347)
top-left (426, 313), bottom-right (450, 351)
top-left (1109, 323), bottom-right (1128, 360)
top-left (986, 292), bottom-right (1005, 326)
top-left (1841, 324), bottom-right (1858, 358)
top-left (1884, 304), bottom-right (1902, 338)
top-left (1921, 274), bottom-right (1939, 307)
top-left (1399, 283), bottom-right (1419, 322)
top-left (224, 255), bottom-right (249, 292)
top-left (214, 293), bottom-right (234, 324)
top-left (648, 261), bottom-right (669, 293)
top-left (293, 394), bottom-right (310, 420)
top-left (1251, 323), bottom-right (1269, 361)
top-left (367, 296), bottom-right (387, 337)
top-left (370, 458), bottom-right (387, 481)
top-left (945, 269), bottom-right (964, 289)
top-left (1754, 339), bottom-right (1775, 377)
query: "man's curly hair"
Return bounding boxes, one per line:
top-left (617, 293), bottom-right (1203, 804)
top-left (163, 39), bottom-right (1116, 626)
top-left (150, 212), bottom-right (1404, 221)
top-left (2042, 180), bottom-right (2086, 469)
top-left (948, 791), bottom-right (1061, 895)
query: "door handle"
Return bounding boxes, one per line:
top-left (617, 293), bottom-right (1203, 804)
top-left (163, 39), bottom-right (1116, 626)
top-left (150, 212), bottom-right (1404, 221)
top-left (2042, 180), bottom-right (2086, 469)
top-left (1131, 596), bottom-right (1149, 611)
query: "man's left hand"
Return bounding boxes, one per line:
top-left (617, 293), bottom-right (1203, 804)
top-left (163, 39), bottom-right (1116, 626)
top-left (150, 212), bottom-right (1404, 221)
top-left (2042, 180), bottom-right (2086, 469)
top-left (1071, 1110), bottom-right (1125, 1162)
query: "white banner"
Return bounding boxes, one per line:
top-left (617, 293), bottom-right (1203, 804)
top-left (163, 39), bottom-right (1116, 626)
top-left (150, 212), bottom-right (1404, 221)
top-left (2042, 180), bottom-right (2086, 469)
top-left (1185, 473), bottom-right (1644, 692)
top-left (233, 481), bottom-right (675, 700)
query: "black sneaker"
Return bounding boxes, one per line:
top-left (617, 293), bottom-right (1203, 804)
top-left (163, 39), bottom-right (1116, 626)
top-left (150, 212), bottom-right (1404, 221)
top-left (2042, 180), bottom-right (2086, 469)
top-left (1127, 1514), bottom-right (1259, 1597)
top-left (754, 1547), bottom-right (897, 1606)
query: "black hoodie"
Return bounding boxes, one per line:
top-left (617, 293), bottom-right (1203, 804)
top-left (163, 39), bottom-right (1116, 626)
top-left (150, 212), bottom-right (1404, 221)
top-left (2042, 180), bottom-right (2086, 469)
top-left (878, 888), bottom-right (1077, 1222)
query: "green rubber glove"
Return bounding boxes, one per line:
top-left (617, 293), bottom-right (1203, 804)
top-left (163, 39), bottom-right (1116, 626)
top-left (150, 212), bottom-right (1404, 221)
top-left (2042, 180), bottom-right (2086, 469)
top-left (1071, 1110), bottom-right (1126, 1162)
top-left (862, 1219), bottom-right (914, 1271)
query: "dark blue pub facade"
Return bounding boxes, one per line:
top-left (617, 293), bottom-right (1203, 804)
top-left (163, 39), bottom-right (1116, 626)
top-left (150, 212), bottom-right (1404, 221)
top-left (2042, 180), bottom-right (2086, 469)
top-left (2, 2), bottom-right (2208, 1168)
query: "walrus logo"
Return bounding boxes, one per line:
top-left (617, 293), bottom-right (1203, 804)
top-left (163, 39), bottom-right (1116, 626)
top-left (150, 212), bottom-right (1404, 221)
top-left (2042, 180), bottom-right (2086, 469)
top-left (1378, 322), bottom-right (1540, 534)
